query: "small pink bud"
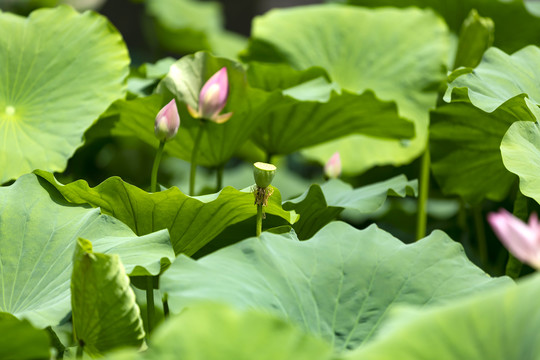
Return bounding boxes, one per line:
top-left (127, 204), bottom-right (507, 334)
top-left (324, 152), bottom-right (341, 179)
top-left (154, 99), bottom-right (180, 141)
top-left (487, 209), bottom-right (540, 269)
top-left (188, 67), bottom-right (233, 124)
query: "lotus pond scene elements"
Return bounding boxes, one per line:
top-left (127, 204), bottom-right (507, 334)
top-left (2, 0), bottom-right (540, 358)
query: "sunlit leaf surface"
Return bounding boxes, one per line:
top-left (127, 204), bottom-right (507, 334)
top-left (161, 222), bottom-right (510, 352)
top-left (0, 174), bottom-right (172, 328)
top-left (0, 6), bottom-right (129, 183)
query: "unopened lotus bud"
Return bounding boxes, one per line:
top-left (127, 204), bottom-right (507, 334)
top-left (253, 162), bottom-right (276, 188)
top-left (154, 99), bottom-right (180, 141)
top-left (187, 67), bottom-right (233, 124)
top-left (324, 152), bottom-right (341, 179)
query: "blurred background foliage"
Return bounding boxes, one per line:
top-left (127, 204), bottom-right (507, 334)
top-left (1, 0), bottom-right (538, 277)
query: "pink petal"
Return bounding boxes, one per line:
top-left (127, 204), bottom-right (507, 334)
top-left (154, 99), bottom-right (180, 141)
top-left (199, 67), bottom-right (229, 120)
top-left (488, 209), bottom-right (540, 268)
top-left (324, 152), bottom-right (341, 179)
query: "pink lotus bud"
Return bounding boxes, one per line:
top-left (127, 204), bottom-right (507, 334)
top-left (487, 209), bottom-right (540, 269)
top-left (154, 99), bottom-right (180, 141)
top-left (187, 67), bottom-right (233, 124)
top-left (324, 152), bottom-right (341, 179)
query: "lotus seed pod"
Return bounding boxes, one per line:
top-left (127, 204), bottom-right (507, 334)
top-left (253, 162), bottom-right (276, 188)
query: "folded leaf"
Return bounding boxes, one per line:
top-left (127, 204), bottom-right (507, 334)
top-left (36, 170), bottom-right (298, 256)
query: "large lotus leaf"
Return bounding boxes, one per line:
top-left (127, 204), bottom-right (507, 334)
top-left (346, 273), bottom-right (540, 360)
top-left (161, 221), bottom-right (510, 352)
top-left (156, 52), bottom-right (269, 168)
top-left (72, 239), bottom-right (144, 357)
top-left (146, 0), bottom-right (246, 58)
top-left (127, 58), bottom-right (176, 97)
top-left (0, 313), bottom-right (50, 360)
top-left (0, 6), bottom-right (129, 184)
top-left (84, 94), bottom-right (164, 145)
top-left (501, 118), bottom-right (540, 205)
top-left (0, 174), bottom-right (172, 328)
top-left (283, 175), bottom-right (417, 239)
top-left (36, 170), bottom-right (298, 256)
top-left (446, 46), bottom-right (540, 113)
top-left (245, 63), bottom-right (414, 158)
top-left (105, 304), bottom-right (333, 360)
top-left (243, 5), bottom-right (449, 174)
top-left (246, 62), bottom-right (329, 92)
top-left (339, 0), bottom-right (540, 53)
top-left (430, 95), bottom-right (540, 203)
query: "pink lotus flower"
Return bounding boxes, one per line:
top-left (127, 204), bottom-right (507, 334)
top-left (324, 152), bottom-right (342, 179)
top-left (187, 67), bottom-right (233, 124)
top-left (154, 99), bottom-right (180, 141)
top-left (487, 209), bottom-right (540, 269)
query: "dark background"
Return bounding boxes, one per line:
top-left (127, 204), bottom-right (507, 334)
top-left (99, 0), bottom-right (324, 60)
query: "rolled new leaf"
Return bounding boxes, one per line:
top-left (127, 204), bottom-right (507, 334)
top-left (71, 238), bottom-right (145, 357)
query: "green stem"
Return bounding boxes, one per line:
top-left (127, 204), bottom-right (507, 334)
top-left (416, 147), bottom-right (430, 240)
top-left (46, 326), bottom-right (65, 358)
top-left (473, 204), bottom-right (488, 267)
top-left (256, 203), bottom-right (263, 237)
top-left (266, 153), bottom-right (273, 164)
top-left (507, 190), bottom-right (527, 278)
top-left (506, 253), bottom-right (523, 280)
top-left (163, 298), bottom-right (170, 318)
top-left (146, 276), bottom-right (155, 333)
top-left (150, 141), bottom-right (166, 193)
top-left (189, 121), bottom-right (205, 196)
top-left (216, 165), bottom-right (224, 192)
top-left (76, 343), bottom-right (84, 359)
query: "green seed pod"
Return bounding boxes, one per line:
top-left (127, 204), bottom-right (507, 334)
top-left (253, 162), bottom-right (276, 188)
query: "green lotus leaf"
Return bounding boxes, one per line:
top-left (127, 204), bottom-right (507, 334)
top-left (146, 0), bottom-right (246, 58)
top-left (93, 58), bottom-right (413, 167)
top-left (345, 273), bottom-right (540, 360)
top-left (161, 221), bottom-right (510, 352)
top-left (430, 95), bottom-right (539, 203)
top-left (446, 46), bottom-right (540, 112)
top-left (501, 112), bottom-right (540, 205)
top-left (127, 58), bottom-right (176, 97)
top-left (245, 63), bottom-right (414, 159)
top-left (84, 94), bottom-right (164, 145)
top-left (35, 170), bottom-right (298, 256)
top-left (156, 52), bottom-right (269, 168)
top-left (0, 313), bottom-right (50, 360)
top-left (0, 173), bottom-right (172, 328)
top-left (339, 0), bottom-right (540, 53)
top-left (247, 62), bottom-right (329, 91)
top-left (0, 6), bottom-right (129, 184)
top-left (105, 303), bottom-right (333, 360)
top-left (72, 239), bottom-right (144, 357)
top-left (283, 175), bottom-right (417, 239)
top-left (242, 5), bottom-right (449, 174)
